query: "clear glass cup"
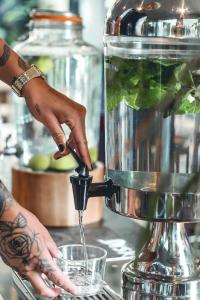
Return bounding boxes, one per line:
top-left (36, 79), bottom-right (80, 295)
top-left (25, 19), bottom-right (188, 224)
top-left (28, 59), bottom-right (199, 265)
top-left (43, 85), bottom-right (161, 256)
top-left (56, 244), bottom-right (107, 296)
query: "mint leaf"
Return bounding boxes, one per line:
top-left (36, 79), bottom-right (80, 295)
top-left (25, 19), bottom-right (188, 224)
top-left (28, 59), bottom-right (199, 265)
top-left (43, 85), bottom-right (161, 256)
top-left (106, 56), bottom-right (200, 114)
top-left (177, 95), bottom-right (200, 114)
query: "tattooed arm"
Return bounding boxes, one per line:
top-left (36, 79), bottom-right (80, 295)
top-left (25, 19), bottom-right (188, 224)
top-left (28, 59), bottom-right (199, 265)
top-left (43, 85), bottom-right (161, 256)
top-left (0, 39), bottom-right (29, 85)
top-left (0, 180), bottom-right (77, 297)
top-left (0, 38), bottom-right (91, 168)
top-left (0, 39), bottom-right (81, 296)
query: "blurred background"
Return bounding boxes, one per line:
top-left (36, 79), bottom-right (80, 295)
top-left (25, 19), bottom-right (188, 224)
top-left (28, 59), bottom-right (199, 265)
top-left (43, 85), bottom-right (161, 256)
top-left (0, 0), bottom-right (115, 45)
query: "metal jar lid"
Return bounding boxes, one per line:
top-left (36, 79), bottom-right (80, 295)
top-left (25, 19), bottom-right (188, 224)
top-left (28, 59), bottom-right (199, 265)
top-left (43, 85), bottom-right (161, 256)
top-left (106, 0), bottom-right (200, 40)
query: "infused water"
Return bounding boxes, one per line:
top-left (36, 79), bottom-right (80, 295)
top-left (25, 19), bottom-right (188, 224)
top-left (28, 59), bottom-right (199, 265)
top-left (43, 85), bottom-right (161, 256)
top-left (106, 56), bottom-right (200, 193)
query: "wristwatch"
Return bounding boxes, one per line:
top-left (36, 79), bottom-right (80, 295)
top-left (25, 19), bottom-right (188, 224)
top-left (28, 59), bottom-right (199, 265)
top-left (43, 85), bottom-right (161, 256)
top-left (11, 64), bottom-right (46, 97)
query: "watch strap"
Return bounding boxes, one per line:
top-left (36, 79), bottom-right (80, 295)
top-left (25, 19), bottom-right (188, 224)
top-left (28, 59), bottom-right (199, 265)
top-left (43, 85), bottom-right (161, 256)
top-left (11, 64), bottom-right (46, 97)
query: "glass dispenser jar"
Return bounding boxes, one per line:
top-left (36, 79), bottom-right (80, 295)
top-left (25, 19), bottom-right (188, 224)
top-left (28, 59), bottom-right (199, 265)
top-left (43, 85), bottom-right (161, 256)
top-left (13, 10), bottom-right (102, 166)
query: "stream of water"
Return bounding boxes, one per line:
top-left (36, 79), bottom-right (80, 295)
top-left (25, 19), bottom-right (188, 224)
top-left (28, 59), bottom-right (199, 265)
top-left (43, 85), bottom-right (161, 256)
top-left (78, 210), bottom-right (88, 273)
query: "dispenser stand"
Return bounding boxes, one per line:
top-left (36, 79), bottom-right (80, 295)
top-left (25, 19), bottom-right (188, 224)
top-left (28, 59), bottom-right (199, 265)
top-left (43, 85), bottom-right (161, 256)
top-left (122, 222), bottom-right (200, 299)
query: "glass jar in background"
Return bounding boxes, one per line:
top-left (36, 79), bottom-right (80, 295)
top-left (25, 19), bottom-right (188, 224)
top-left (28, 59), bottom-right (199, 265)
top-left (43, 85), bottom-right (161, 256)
top-left (13, 10), bottom-right (102, 166)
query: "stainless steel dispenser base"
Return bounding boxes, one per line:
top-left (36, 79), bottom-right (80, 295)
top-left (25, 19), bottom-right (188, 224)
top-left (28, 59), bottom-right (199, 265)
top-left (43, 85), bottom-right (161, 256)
top-left (122, 222), bottom-right (200, 299)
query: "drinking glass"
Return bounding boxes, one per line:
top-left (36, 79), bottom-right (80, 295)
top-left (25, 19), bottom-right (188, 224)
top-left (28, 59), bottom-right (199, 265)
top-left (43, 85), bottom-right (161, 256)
top-left (56, 244), bottom-right (107, 296)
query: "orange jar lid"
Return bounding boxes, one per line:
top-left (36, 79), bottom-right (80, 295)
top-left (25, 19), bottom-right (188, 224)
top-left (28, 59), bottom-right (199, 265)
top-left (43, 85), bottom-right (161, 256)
top-left (31, 10), bottom-right (82, 24)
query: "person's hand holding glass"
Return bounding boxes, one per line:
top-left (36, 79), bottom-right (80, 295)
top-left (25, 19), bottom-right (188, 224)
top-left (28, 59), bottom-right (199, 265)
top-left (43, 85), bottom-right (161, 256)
top-left (0, 38), bottom-right (92, 297)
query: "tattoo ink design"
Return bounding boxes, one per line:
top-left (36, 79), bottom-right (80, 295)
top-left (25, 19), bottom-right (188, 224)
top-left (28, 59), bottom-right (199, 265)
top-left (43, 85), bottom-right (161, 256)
top-left (18, 56), bottom-right (29, 71)
top-left (37, 259), bottom-right (59, 284)
top-left (10, 57), bottom-right (29, 85)
top-left (35, 104), bottom-right (41, 116)
top-left (0, 198), bottom-right (6, 219)
top-left (38, 259), bottom-right (54, 275)
top-left (0, 210), bottom-right (57, 283)
top-left (0, 44), bottom-right (11, 67)
top-left (0, 213), bottom-right (40, 270)
top-left (0, 181), bottom-right (13, 217)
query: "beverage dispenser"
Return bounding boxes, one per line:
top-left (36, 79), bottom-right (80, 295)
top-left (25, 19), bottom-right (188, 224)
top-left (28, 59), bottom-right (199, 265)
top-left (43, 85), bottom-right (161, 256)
top-left (104, 0), bottom-right (200, 298)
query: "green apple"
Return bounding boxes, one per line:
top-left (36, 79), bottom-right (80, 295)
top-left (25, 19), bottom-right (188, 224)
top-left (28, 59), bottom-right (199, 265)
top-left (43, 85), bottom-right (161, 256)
top-left (89, 147), bottom-right (98, 163)
top-left (28, 154), bottom-right (51, 171)
top-left (33, 57), bottom-right (54, 74)
top-left (50, 154), bottom-right (77, 171)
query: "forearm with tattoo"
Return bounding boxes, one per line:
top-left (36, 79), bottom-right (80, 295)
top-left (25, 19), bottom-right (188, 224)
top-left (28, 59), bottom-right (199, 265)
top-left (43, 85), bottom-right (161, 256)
top-left (0, 207), bottom-right (55, 277)
top-left (0, 180), bottom-right (14, 218)
top-left (0, 44), bottom-right (10, 67)
top-left (0, 39), bottom-right (29, 86)
top-left (0, 181), bottom-right (60, 291)
top-left (0, 213), bottom-right (40, 268)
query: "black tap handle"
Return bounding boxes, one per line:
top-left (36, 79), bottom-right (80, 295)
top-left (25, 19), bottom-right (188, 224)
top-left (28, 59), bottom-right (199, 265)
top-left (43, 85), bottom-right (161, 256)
top-left (67, 145), bottom-right (120, 211)
top-left (89, 179), bottom-right (120, 199)
top-left (67, 144), bottom-right (91, 210)
top-left (67, 144), bottom-right (83, 167)
top-left (67, 144), bottom-right (89, 177)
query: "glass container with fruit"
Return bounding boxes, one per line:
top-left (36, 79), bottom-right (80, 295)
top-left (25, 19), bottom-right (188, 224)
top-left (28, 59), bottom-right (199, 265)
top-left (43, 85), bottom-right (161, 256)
top-left (13, 10), bottom-right (102, 171)
top-left (11, 10), bottom-right (103, 227)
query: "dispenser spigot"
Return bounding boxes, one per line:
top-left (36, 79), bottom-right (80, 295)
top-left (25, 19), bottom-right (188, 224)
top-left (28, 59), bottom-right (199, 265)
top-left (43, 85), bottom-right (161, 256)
top-left (67, 145), bottom-right (91, 210)
top-left (0, 134), bottom-right (23, 158)
top-left (67, 145), bottom-right (119, 211)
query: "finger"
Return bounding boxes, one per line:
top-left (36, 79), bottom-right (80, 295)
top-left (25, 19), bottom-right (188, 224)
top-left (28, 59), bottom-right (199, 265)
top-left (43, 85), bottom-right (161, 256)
top-left (26, 271), bottom-right (61, 298)
top-left (44, 114), bottom-right (66, 153)
top-left (47, 263), bottom-right (78, 295)
top-left (67, 120), bottom-right (92, 170)
top-left (42, 229), bottom-right (62, 259)
top-left (66, 133), bottom-right (81, 156)
top-left (67, 132), bottom-right (73, 144)
top-left (38, 257), bottom-right (77, 295)
top-left (53, 137), bottom-right (76, 160)
top-left (41, 273), bottom-right (47, 280)
top-left (47, 240), bottom-right (62, 259)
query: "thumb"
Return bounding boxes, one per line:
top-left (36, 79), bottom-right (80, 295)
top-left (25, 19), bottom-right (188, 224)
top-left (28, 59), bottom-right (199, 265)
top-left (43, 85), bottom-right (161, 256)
top-left (44, 115), bottom-right (66, 153)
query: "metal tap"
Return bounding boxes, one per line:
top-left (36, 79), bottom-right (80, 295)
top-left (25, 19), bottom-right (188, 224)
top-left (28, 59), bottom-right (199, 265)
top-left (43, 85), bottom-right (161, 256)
top-left (67, 145), bottom-right (119, 211)
top-left (0, 134), bottom-right (23, 157)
